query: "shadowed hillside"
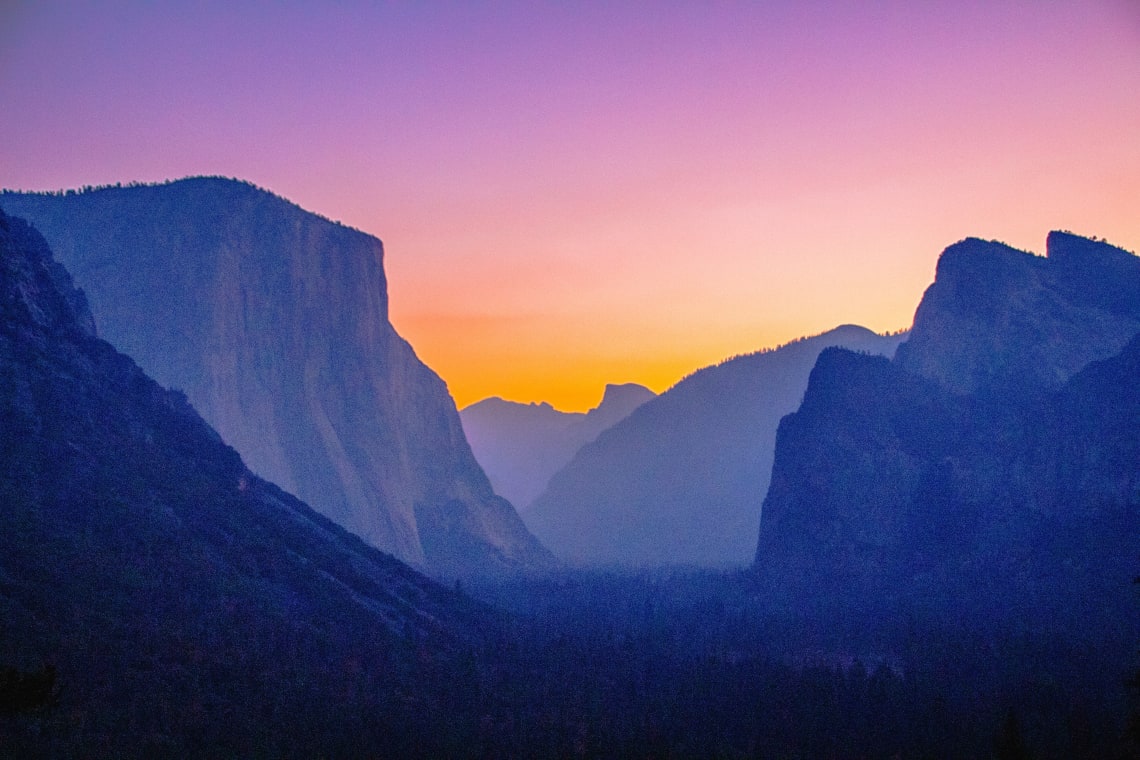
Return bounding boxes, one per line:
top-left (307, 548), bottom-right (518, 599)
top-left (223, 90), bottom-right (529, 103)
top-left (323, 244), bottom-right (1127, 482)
top-left (3, 208), bottom-right (1134, 758)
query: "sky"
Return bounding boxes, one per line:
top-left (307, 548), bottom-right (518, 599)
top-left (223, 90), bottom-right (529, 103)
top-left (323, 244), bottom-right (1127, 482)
top-left (2, 1), bottom-right (1138, 411)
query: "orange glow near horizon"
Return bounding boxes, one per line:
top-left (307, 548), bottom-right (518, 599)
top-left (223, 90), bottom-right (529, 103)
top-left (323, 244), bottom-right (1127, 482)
top-left (2, 2), bottom-right (1138, 412)
top-left (381, 155), bottom-right (1140, 411)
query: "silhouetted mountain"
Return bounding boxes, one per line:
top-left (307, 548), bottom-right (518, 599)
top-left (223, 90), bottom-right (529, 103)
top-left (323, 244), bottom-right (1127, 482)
top-left (460, 383), bottom-right (654, 512)
top-left (526, 326), bottom-right (907, 566)
top-left (0, 179), bottom-right (551, 576)
top-left (755, 233), bottom-right (1140, 638)
top-left (0, 209), bottom-right (499, 755)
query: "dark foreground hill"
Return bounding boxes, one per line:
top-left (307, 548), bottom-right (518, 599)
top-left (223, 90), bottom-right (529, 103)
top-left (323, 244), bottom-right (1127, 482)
top-left (756, 233), bottom-right (1140, 641)
top-left (0, 180), bottom-right (551, 576)
top-left (0, 209), bottom-right (499, 756)
top-left (460, 383), bottom-right (654, 513)
top-left (527, 325), bottom-right (906, 566)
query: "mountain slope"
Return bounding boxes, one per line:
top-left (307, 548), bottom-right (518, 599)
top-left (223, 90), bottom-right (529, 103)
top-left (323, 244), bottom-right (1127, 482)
top-left (0, 208), bottom-right (498, 755)
top-left (0, 179), bottom-right (551, 575)
top-left (460, 383), bottom-right (654, 512)
top-left (526, 325), bottom-right (907, 566)
top-left (754, 233), bottom-right (1140, 635)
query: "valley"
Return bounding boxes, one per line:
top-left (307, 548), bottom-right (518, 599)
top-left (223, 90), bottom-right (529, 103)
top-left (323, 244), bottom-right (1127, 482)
top-left (1, 186), bottom-right (1137, 757)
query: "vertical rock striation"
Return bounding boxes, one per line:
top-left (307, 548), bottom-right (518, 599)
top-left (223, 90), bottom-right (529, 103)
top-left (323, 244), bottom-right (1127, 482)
top-left (0, 207), bottom-right (500, 754)
top-left (0, 178), bottom-right (551, 575)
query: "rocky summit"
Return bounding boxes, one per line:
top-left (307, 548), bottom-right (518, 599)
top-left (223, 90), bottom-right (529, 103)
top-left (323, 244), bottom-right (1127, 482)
top-left (755, 233), bottom-right (1140, 637)
top-left (895, 232), bottom-right (1140, 395)
top-left (0, 179), bottom-right (551, 576)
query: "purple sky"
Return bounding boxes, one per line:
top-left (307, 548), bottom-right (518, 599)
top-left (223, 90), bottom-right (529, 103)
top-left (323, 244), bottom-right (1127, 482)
top-left (3, 1), bottom-right (1138, 410)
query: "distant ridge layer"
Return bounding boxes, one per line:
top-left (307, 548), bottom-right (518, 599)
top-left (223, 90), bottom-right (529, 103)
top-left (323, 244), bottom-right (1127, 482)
top-left (526, 324), bottom-right (906, 566)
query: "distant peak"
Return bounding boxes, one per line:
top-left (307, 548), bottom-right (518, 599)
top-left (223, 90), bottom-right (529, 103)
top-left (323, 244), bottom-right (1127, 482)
top-left (460, 396), bottom-right (504, 411)
top-left (461, 396), bottom-right (565, 416)
top-left (596, 383), bottom-right (655, 409)
top-left (824, 324), bottom-right (876, 339)
top-left (602, 382), bottom-right (653, 397)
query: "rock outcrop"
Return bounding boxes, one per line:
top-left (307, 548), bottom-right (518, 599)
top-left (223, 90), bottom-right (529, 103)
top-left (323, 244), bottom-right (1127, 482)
top-left (0, 208), bottom-right (496, 754)
top-left (526, 325), bottom-right (907, 566)
top-left (895, 233), bottom-right (1140, 394)
top-left (755, 233), bottom-right (1140, 635)
top-left (0, 179), bottom-right (551, 575)
top-left (460, 383), bottom-right (654, 513)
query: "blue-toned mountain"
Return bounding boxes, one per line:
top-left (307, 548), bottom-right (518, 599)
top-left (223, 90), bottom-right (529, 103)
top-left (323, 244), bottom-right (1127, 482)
top-left (0, 179), bottom-right (551, 576)
top-left (894, 232), bottom-right (1140, 394)
top-left (755, 233), bottom-right (1140, 636)
top-left (460, 383), bottom-right (654, 513)
top-left (527, 325), bottom-right (907, 566)
top-left (0, 209), bottom-right (499, 755)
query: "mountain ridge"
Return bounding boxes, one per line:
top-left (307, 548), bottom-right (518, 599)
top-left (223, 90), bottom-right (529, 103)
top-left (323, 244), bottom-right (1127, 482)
top-left (527, 324), bottom-right (907, 566)
top-left (895, 232), bottom-right (1140, 395)
top-left (460, 382), bottom-right (655, 512)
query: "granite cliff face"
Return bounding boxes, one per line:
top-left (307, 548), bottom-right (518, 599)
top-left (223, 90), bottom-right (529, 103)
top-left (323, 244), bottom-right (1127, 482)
top-left (526, 325), bottom-right (907, 566)
top-left (460, 383), bottom-right (654, 513)
top-left (0, 179), bottom-right (551, 575)
top-left (755, 233), bottom-right (1140, 633)
top-left (895, 232), bottom-right (1140, 394)
top-left (0, 209), bottom-right (497, 754)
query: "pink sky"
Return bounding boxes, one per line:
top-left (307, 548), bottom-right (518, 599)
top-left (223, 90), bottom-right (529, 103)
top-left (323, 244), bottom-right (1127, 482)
top-left (2, 1), bottom-right (1138, 411)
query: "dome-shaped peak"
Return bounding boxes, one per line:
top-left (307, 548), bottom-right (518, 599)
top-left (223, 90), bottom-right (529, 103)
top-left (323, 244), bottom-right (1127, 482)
top-left (601, 382), bottom-right (653, 400)
top-left (595, 383), bottom-right (655, 413)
